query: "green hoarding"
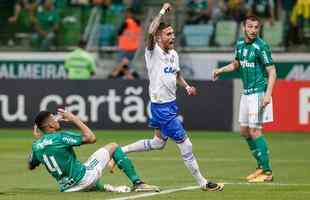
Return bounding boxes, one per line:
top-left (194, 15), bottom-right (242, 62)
top-left (0, 60), bottom-right (67, 79)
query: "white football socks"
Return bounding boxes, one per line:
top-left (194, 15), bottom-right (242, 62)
top-left (177, 138), bottom-right (207, 188)
top-left (122, 136), bottom-right (166, 154)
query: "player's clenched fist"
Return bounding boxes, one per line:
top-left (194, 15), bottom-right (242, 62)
top-left (160, 3), bottom-right (172, 15)
top-left (186, 86), bottom-right (197, 96)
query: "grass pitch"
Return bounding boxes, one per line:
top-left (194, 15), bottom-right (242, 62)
top-left (0, 130), bottom-right (309, 200)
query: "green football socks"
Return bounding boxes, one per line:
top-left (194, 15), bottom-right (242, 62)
top-left (112, 146), bottom-right (140, 184)
top-left (254, 135), bottom-right (271, 172)
top-left (246, 137), bottom-right (261, 167)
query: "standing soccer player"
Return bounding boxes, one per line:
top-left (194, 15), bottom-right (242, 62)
top-left (213, 15), bottom-right (277, 182)
top-left (121, 2), bottom-right (224, 191)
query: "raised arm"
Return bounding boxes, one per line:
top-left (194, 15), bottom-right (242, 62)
top-left (213, 60), bottom-right (240, 80)
top-left (146, 3), bottom-right (171, 50)
top-left (59, 110), bottom-right (96, 144)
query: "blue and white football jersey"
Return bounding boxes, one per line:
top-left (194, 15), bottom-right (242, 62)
top-left (145, 44), bottom-right (180, 103)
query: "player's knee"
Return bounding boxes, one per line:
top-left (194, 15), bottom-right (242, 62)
top-left (249, 128), bottom-right (262, 138)
top-left (178, 138), bottom-right (193, 160)
top-left (240, 126), bottom-right (250, 138)
top-left (104, 143), bottom-right (119, 155)
top-left (150, 137), bottom-right (166, 150)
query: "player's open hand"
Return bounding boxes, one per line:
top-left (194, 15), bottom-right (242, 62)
top-left (186, 86), bottom-right (197, 96)
top-left (261, 95), bottom-right (271, 109)
top-left (32, 124), bottom-right (42, 139)
top-left (58, 108), bottom-right (76, 122)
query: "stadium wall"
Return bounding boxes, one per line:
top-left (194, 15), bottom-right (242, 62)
top-left (264, 80), bottom-right (310, 132)
top-left (0, 80), bottom-right (233, 130)
top-left (1, 52), bottom-right (310, 80)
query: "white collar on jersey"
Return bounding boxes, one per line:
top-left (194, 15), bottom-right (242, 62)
top-left (155, 43), bottom-right (173, 55)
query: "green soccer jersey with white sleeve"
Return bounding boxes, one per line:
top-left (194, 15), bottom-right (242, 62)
top-left (234, 37), bottom-right (273, 95)
top-left (29, 131), bottom-right (86, 192)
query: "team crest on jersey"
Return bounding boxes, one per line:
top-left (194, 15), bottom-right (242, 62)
top-left (249, 51), bottom-right (255, 58)
top-left (243, 49), bottom-right (248, 57)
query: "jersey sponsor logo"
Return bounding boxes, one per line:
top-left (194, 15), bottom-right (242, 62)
top-left (240, 60), bottom-right (255, 68)
top-left (63, 136), bottom-right (77, 144)
top-left (164, 66), bottom-right (177, 74)
top-left (37, 139), bottom-right (53, 149)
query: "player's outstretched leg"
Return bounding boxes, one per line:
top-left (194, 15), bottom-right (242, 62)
top-left (177, 138), bottom-right (224, 191)
top-left (122, 130), bottom-right (166, 154)
top-left (111, 144), bottom-right (160, 192)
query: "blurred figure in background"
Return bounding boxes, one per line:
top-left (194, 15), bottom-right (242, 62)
top-left (223, 0), bottom-right (250, 45)
top-left (290, 0), bottom-right (310, 45)
top-left (64, 40), bottom-right (96, 80)
top-left (32, 0), bottom-right (60, 50)
top-left (247, 0), bottom-right (275, 38)
top-left (3, 0), bottom-right (37, 46)
top-left (108, 57), bottom-right (139, 80)
top-left (186, 0), bottom-right (210, 24)
top-left (117, 8), bottom-right (141, 62)
top-left (97, 0), bottom-right (124, 46)
top-left (8, 0), bottom-right (38, 24)
top-left (185, 0), bottom-right (223, 46)
top-left (108, 7), bottom-right (141, 79)
top-left (279, 0), bottom-right (296, 48)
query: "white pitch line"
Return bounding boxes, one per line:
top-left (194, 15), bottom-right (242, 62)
top-left (107, 186), bottom-right (199, 200)
top-left (107, 182), bottom-right (310, 200)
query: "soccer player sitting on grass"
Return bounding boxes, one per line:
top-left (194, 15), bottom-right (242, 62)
top-left (28, 109), bottom-right (160, 193)
top-left (213, 15), bottom-right (277, 183)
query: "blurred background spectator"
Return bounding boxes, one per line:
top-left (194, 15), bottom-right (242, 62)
top-left (32, 0), bottom-right (60, 51)
top-left (222, 0), bottom-right (249, 44)
top-left (0, 0), bottom-right (309, 79)
top-left (107, 7), bottom-right (141, 79)
top-left (290, 0), bottom-right (310, 46)
top-left (247, 0), bottom-right (275, 38)
top-left (108, 57), bottom-right (139, 80)
top-left (64, 39), bottom-right (96, 79)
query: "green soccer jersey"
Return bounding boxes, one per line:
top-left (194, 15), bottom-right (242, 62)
top-left (64, 48), bottom-right (96, 80)
top-left (29, 131), bottom-right (86, 192)
top-left (235, 37), bottom-right (273, 95)
top-left (36, 9), bottom-right (60, 32)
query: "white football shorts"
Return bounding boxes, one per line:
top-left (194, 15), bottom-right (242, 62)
top-left (64, 147), bottom-right (110, 192)
top-left (239, 92), bottom-right (273, 129)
